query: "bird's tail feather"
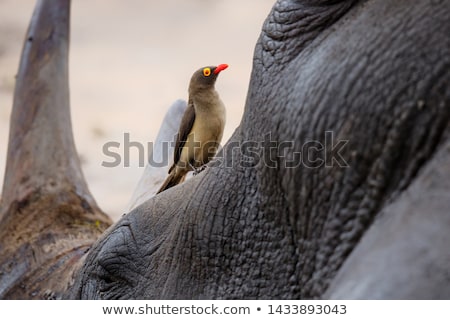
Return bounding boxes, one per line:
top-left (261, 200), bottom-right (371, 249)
top-left (157, 170), bottom-right (185, 194)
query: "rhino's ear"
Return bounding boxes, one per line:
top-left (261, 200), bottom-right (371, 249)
top-left (0, 0), bottom-right (111, 299)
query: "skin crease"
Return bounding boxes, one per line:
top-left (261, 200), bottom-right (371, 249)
top-left (68, 0), bottom-right (450, 299)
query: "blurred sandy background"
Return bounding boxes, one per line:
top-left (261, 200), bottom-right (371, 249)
top-left (0, 0), bottom-right (274, 220)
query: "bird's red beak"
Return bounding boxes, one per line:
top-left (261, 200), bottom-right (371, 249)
top-left (214, 64), bottom-right (229, 74)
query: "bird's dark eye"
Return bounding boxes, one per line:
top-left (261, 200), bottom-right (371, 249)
top-left (203, 67), bottom-right (211, 77)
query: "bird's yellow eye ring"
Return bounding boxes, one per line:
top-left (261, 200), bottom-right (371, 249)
top-left (203, 67), bottom-right (211, 77)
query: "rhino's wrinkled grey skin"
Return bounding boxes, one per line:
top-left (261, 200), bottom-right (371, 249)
top-left (69, 0), bottom-right (450, 299)
top-left (1, 0), bottom-right (449, 299)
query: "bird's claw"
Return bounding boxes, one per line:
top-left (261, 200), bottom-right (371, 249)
top-left (193, 165), bottom-right (207, 176)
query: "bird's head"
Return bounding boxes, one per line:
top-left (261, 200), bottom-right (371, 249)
top-left (189, 64), bottom-right (228, 92)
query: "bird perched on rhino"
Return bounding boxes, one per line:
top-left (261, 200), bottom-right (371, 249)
top-left (157, 64), bottom-right (228, 194)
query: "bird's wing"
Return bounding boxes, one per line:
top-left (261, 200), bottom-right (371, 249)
top-left (172, 98), bottom-right (196, 168)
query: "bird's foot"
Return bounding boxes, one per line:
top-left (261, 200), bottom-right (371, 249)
top-left (193, 165), bottom-right (207, 176)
